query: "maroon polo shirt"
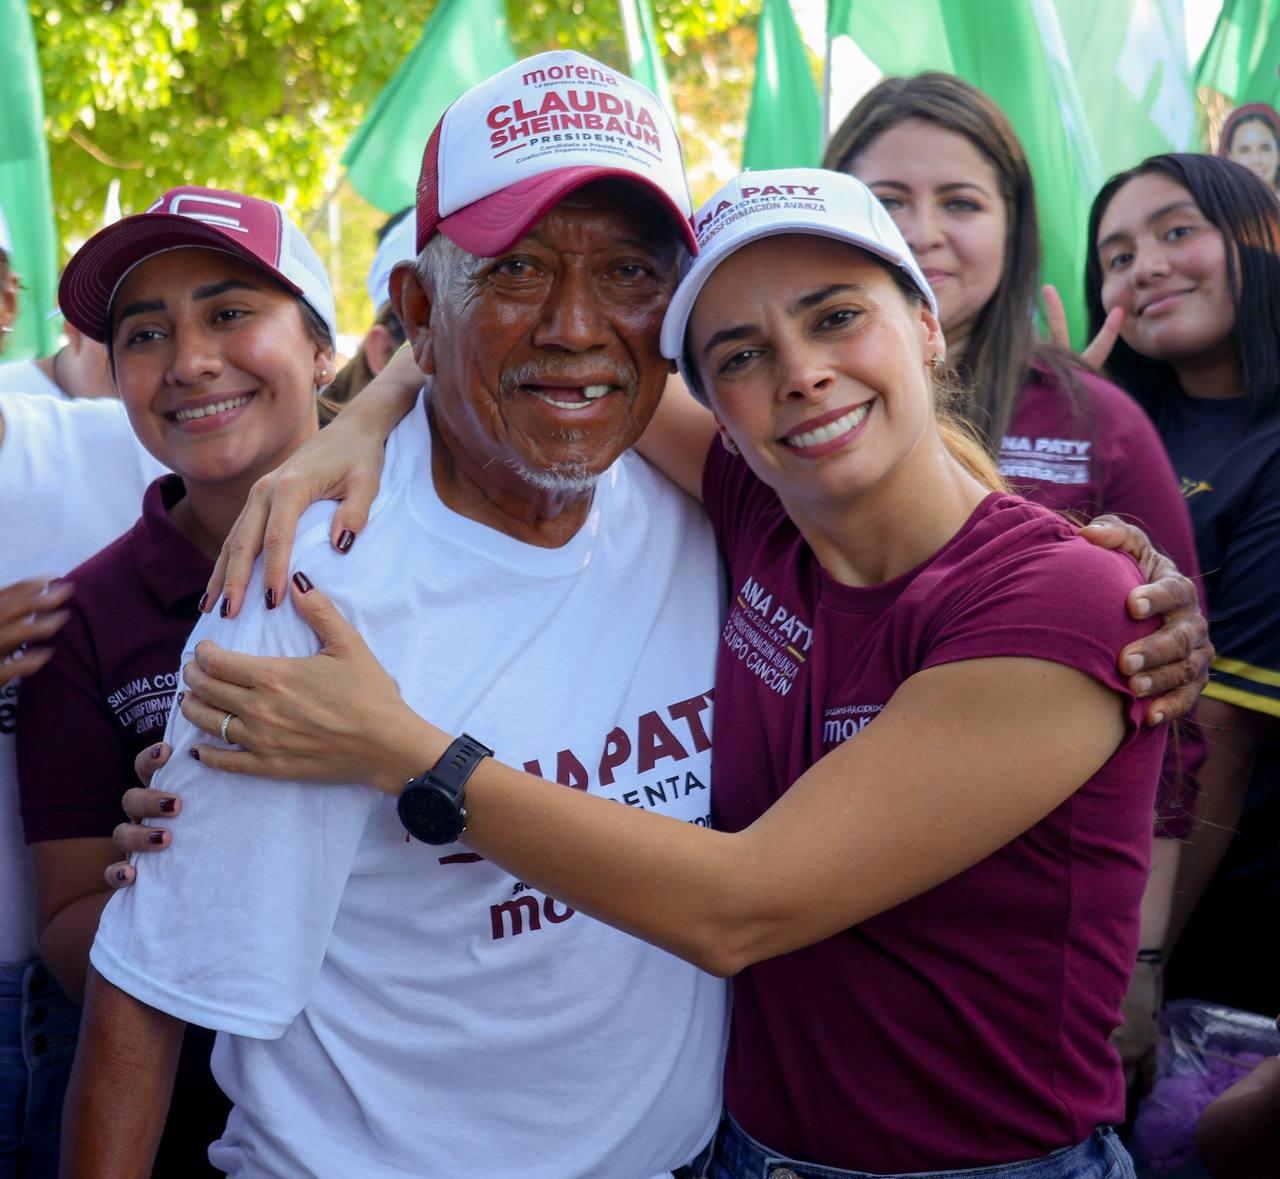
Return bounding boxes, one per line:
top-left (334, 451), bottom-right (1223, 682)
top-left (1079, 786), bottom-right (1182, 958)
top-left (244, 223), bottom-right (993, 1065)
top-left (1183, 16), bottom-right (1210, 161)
top-left (17, 474), bottom-right (229, 1177)
top-left (18, 475), bottom-right (210, 842)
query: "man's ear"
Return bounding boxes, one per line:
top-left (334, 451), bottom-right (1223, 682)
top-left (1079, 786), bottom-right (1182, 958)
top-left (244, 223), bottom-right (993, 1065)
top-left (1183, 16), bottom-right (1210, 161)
top-left (389, 261), bottom-right (434, 376)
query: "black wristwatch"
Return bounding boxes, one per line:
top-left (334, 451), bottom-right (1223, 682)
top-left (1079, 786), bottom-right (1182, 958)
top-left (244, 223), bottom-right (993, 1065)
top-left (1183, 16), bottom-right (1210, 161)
top-left (397, 734), bottom-right (494, 845)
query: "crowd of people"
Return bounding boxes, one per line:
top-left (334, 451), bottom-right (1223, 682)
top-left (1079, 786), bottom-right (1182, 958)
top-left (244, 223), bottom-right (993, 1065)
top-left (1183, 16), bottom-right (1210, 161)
top-left (0, 46), bottom-right (1277, 1179)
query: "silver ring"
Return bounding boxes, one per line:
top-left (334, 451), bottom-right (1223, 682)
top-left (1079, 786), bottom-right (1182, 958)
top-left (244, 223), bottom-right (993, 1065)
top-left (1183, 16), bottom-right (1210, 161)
top-left (218, 711), bottom-right (237, 744)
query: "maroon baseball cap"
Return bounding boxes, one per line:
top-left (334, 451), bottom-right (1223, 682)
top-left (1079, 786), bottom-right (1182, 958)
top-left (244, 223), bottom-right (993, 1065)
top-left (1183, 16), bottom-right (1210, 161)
top-left (60, 186), bottom-right (337, 345)
top-left (416, 50), bottom-right (696, 257)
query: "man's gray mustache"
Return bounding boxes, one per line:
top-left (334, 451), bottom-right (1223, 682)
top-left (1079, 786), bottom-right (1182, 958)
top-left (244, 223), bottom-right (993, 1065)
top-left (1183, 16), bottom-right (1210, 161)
top-left (500, 358), bottom-right (638, 397)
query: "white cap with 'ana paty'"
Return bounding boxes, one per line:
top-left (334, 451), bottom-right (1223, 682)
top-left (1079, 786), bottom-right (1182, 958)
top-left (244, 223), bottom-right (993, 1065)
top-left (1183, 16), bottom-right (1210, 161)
top-left (659, 168), bottom-right (937, 372)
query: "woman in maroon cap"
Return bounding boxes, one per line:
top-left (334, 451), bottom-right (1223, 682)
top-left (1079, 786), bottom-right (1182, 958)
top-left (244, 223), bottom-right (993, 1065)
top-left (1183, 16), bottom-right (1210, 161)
top-left (1218, 103), bottom-right (1280, 200)
top-left (15, 186), bottom-right (336, 1176)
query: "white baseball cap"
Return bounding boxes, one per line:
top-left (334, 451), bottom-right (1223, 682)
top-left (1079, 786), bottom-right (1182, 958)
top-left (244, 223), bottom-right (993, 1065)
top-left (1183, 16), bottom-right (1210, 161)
top-left (660, 168), bottom-right (937, 374)
top-left (366, 211), bottom-right (416, 313)
top-left (0, 203), bottom-right (11, 255)
top-left (60, 186), bottom-right (337, 347)
top-left (415, 50), bottom-right (696, 256)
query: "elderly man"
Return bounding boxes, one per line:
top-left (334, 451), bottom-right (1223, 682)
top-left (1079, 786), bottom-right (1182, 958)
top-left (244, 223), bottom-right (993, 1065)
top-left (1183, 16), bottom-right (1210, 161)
top-left (65, 52), bottom-right (725, 1179)
top-left (67, 49), bottom-right (1209, 1179)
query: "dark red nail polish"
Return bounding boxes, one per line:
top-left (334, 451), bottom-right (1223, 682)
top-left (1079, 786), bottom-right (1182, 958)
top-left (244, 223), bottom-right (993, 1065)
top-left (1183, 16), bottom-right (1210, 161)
top-left (265, 586), bottom-right (277, 610)
top-left (116, 869), bottom-right (128, 882)
top-left (292, 571), bottom-right (314, 594)
top-left (198, 592), bottom-right (209, 612)
top-left (336, 530), bottom-right (355, 553)
top-left (150, 745), bottom-right (163, 760)
top-left (148, 830), bottom-right (165, 845)
top-left (219, 597), bottom-right (230, 618)
top-left (189, 748), bottom-right (201, 761)
top-left (159, 797), bottom-right (177, 813)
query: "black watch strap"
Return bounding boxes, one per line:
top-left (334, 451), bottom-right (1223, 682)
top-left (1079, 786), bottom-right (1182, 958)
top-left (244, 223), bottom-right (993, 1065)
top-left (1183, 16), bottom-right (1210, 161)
top-left (397, 733), bottom-right (494, 845)
top-left (430, 733), bottom-right (494, 800)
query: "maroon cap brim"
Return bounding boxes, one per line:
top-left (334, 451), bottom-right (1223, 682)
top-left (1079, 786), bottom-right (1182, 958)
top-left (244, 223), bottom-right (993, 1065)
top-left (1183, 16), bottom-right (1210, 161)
top-left (435, 166), bottom-right (698, 258)
top-left (59, 214), bottom-right (304, 343)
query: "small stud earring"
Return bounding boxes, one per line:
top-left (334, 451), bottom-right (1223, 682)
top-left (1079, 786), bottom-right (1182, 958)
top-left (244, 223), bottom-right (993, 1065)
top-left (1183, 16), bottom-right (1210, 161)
top-left (720, 434), bottom-right (740, 456)
top-left (927, 352), bottom-right (944, 370)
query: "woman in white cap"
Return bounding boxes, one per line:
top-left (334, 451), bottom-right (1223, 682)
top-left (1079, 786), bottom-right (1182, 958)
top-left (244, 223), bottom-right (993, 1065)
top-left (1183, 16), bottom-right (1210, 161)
top-left (14, 185), bottom-right (336, 1176)
top-left (162, 168), bottom-right (1156, 1178)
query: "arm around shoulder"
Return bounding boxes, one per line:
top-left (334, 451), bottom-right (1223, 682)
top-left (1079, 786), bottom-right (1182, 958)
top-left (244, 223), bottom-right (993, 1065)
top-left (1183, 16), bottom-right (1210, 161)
top-left (633, 371), bottom-right (717, 501)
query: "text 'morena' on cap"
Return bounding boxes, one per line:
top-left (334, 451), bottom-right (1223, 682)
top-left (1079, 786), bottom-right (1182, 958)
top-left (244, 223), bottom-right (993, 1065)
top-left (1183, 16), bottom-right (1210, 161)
top-left (58, 186), bottom-right (337, 347)
top-left (415, 50), bottom-right (697, 259)
top-left (659, 167), bottom-right (938, 381)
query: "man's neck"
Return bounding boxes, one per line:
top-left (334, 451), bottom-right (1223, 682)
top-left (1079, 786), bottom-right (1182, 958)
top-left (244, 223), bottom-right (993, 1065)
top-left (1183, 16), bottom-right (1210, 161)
top-left (426, 399), bottom-right (597, 549)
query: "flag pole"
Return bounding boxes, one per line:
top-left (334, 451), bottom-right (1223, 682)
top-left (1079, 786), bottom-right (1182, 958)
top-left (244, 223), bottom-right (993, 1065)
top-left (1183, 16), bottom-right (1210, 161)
top-left (304, 170), bottom-right (348, 237)
top-left (619, 0), bottom-right (643, 71)
top-left (822, 25), bottom-right (833, 151)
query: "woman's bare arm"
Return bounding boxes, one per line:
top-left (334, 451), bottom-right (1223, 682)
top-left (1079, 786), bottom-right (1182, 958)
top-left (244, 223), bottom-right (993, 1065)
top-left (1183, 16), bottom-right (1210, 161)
top-left (633, 372), bottom-right (718, 501)
top-left (31, 837), bottom-right (123, 1004)
top-left (177, 588), bottom-right (1127, 978)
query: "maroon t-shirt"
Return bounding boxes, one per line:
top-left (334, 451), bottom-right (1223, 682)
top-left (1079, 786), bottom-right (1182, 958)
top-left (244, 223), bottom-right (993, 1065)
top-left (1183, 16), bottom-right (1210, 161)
top-left (704, 444), bottom-right (1167, 1172)
top-left (17, 475), bottom-right (229, 1177)
top-left (1000, 363), bottom-right (1201, 837)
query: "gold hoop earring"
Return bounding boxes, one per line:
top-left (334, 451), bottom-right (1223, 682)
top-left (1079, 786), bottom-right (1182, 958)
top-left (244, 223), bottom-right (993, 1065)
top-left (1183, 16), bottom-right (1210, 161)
top-left (720, 434), bottom-right (740, 456)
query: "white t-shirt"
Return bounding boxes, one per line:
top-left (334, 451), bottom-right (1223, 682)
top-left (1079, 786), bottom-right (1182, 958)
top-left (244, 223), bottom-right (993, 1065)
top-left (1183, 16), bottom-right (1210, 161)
top-left (0, 358), bottom-right (65, 399)
top-left (93, 394), bottom-right (729, 1179)
top-left (0, 392), bottom-right (163, 962)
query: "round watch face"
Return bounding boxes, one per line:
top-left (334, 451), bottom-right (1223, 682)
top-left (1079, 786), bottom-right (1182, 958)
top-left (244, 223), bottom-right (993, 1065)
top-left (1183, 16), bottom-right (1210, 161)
top-left (398, 784), bottom-right (465, 845)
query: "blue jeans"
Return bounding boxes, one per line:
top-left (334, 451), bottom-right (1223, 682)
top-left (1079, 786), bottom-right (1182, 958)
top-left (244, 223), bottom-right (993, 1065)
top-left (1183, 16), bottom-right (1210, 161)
top-left (704, 1114), bottom-right (1135, 1179)
top-left (0, 960), bottom-right (79, 1179)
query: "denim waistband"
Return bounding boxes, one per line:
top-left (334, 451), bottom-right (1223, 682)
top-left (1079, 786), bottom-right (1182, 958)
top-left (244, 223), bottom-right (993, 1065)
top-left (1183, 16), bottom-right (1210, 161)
top-left (712, 1114), bottom-right (1132, 1179)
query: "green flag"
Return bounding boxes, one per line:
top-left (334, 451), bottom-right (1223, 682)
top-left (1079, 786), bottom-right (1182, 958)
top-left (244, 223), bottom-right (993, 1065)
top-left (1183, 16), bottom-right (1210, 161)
top-left (743, 0), bottom-right (822, 169)
top-left (0, 0), bottom-right (58, 359)
top-left (1057, 0), bottom-right (1198, 173)
top-left (621, 0), bottom-right (676, 119)
top-left (341, 0), bottom-right (516, 213)
top-left (1196, 0), bottom-right (1280, 108)
top-left (829, 0), bottom-right (1124, 346)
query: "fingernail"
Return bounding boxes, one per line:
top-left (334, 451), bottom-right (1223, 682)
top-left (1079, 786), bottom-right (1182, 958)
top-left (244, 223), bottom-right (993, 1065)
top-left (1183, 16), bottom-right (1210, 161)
top-left (189, 748), bottom-right (200, 761)
top-left (336, 530), bottom-right (355, 554)
top-left (219, 596), bottom-right (230, 618)
top-left (1152, 711), bottom-right (1166, 726)
top-left (1124, 654), bottom-right (1145, 674)
top-left (265, 586), bottom-right (277, 610)
top-left (150, 744), bottom-right (163, 760)
top-left (198, 592), bottom-right (209, 612)
top-left (1135, 676), bottom-right (1153, 694)
top-left (292, 570), bottom-right (314, 594)
top-left (158, 797), bottom-right (177, 813)
top-left (116, 869), bottom-right (128, 882)
top-left (148, 831), bottom-right (165, 845)
top-left (1133, 598), bottom-right (1151, 618)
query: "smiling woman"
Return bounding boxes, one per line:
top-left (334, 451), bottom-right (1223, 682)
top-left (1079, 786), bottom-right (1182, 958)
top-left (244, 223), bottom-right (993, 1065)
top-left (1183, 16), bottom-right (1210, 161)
top-left (14, 186), bottom-right (337, 1175)
top-left (1086, 154), bottom-right (1280, 1021)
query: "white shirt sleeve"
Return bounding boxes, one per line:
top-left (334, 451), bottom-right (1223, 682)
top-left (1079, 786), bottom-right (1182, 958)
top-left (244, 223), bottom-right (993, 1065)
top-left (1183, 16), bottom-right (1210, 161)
top-left (90, 550), bottom-right (382, 1039)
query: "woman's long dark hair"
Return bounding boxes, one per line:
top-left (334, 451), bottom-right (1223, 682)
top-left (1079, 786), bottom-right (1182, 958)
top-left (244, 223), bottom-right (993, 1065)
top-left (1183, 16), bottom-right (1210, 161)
top-left (824, 72), bottom-right (1074, 449)
top-left (1085, 153), bottom-right (1280, 420)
